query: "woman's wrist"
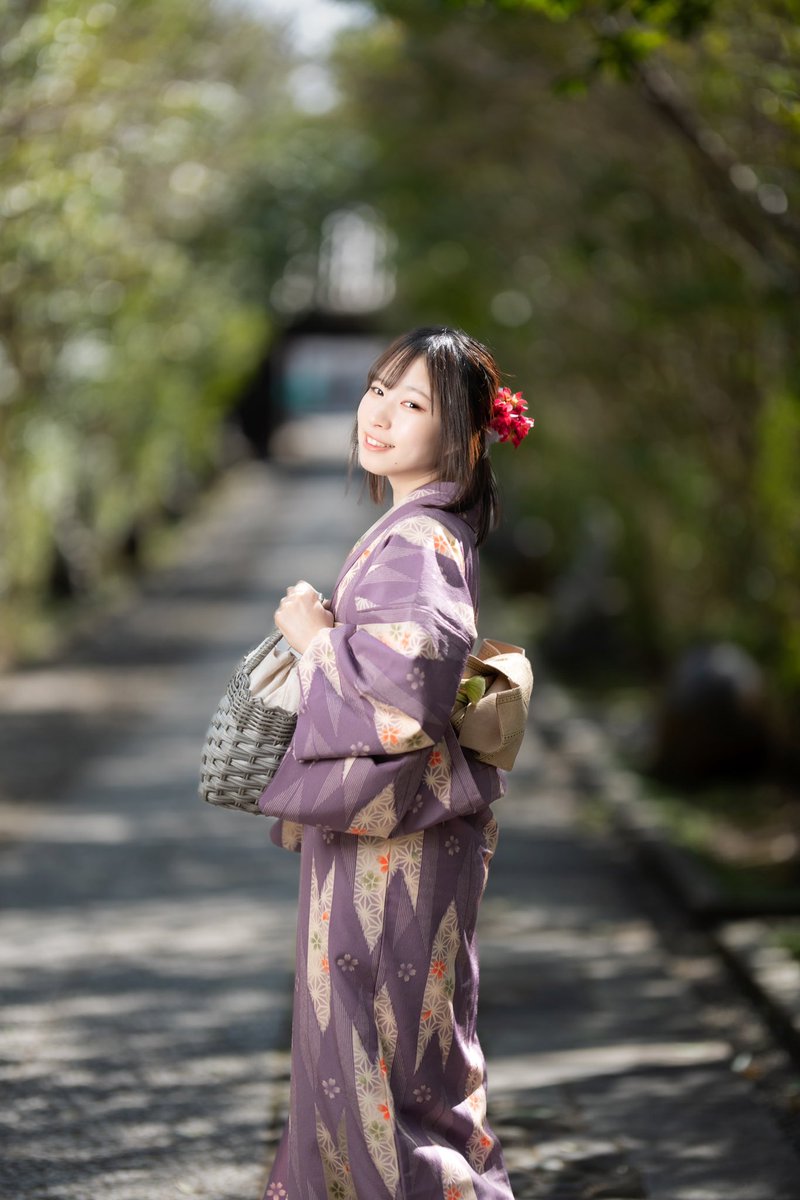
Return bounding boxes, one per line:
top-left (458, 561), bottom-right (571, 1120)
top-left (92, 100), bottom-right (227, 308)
top-left (293, 618), bottom-right (332, 656)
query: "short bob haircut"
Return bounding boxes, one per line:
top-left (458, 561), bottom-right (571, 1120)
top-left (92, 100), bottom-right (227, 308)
top-left (348, 326), bottom-right (502, 546)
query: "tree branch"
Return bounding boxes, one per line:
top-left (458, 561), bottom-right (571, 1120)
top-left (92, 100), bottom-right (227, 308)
top-left (579, 10), bottom-right (800, 289)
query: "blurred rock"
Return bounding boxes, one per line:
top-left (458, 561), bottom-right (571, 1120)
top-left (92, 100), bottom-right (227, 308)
top-left (647, 641), bottom-right (770, 784)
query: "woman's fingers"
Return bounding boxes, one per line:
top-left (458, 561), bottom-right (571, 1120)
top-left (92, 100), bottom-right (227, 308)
top-left (284, 581), bottom-right (324, 603)
top-left (275, 583), bottom-right (327, 636)
top-left (272, 582), bottom-right (333, 654)
top-left (275, 583), bottom-right (323, 620)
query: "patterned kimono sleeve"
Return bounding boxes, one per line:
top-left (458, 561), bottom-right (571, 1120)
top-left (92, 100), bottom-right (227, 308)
top-left (290, 519), bottom-right (477, 763)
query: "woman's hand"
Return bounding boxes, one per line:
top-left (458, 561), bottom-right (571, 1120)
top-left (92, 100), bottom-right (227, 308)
top-left (274, 580), bottom-right (334, 655)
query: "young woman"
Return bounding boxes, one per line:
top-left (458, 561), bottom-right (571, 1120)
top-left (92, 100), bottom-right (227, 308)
top-left (256, 326), bottom-right (532, 1200)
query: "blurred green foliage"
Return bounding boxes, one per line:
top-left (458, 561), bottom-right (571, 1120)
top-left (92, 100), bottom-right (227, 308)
top-left (327, 0), bottom-right (800, 748)
top-left (0, 0), bottom-right (317, 661)
top-left (2, 0), bottom-right (798, 764)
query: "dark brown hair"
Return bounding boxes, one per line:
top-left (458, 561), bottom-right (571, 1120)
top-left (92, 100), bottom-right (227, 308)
top-left (347, 326), bottom-right (502, 546)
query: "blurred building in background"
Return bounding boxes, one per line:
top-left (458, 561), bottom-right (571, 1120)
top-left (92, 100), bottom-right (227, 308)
top-left (238, 204), bottom-right (395, 465)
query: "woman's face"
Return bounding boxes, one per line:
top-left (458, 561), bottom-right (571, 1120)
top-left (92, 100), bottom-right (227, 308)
top-left (357, 354), bottom-right (442, 499)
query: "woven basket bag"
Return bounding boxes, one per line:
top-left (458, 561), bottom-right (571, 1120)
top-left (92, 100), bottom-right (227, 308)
top-left (199, 627), bottom-right (299, 814)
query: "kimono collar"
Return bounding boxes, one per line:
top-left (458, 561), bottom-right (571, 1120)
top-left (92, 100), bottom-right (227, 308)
top-left (409, 479), bottom-right (481, 539)
top-left (339, 479), bottom-right (474, 588)
top-left (390, 479), bottom-right (462, 512)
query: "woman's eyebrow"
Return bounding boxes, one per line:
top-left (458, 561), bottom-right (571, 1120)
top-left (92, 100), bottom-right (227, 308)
top-left (374, 377), bottom-right (431, 402)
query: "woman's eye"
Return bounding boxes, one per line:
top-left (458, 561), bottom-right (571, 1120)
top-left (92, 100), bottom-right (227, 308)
top-left (402, 400), bottom-right (419, 410)
top-left (370, 384), bottom-right (384, 396)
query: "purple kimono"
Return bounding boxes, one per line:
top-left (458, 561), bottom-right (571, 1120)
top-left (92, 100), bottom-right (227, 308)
top-left (257, 480), bottom-right (514, 1200)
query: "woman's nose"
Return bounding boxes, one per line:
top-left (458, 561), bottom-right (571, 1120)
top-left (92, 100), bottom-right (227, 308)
top-left (371, 400), bottom-right (391, 427)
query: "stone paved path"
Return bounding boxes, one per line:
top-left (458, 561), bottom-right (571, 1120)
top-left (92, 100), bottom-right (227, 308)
top-left (1, 462), bottom-right (799, 1200)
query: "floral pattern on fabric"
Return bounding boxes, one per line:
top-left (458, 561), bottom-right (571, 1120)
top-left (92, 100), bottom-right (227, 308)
top-left (361, 620), bottom-right (439, 658)
top-left (439, 1147), bottom-right (479, 1200)
top-left (480, 817), bottom-right (499, 890)
top-left (388, 830), bottom-right (423, 910)
top-left (353, 1025), bottom-right (400, 1196)
top-left (461, 1054), bottom-right (494, 1174)
top-left (415, 900), bottom-right (462, 1071)
top-left (374, 983), bottom-right (399, 1077)
top-left (368, 696), bottom-right (434, 755)
top-left (316, 1108), bottom-right (357, 1200)
top-left (353, 836), bottom-right (391, 952)
top-left (346, 782), bottom-right (397, 837)
top-left (297, 627), bottom-right (342, 700)
top-left (466, 1126), bottom-right (495, 1175)
top-left (424, 739), bottom-right (453, 809)
top-left (389, 514), bottom-right (467, 574)
top-left (259, 481), bottom-right (514, 1200)
top-left (307, 860), bottom-right (334, 1033)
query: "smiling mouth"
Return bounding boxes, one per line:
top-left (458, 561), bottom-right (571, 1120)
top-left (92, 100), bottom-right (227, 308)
top-left (364, 433), bottom-right (394, 449)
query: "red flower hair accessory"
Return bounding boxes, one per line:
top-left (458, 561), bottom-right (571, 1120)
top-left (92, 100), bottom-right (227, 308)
top-left (487, 387), bottom-right (534, 447)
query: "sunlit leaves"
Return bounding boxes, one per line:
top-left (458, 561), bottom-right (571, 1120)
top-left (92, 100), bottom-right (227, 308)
top-left (337, 0), bottom-right (800, 719)
top-left (0, 0), bottom-right (307, 658)
top-left (357, 0), bottom-right (718, 80)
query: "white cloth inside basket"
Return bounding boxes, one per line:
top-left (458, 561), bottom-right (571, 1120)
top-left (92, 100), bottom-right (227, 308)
top-left (247, 637), bottom-right (301, 712)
